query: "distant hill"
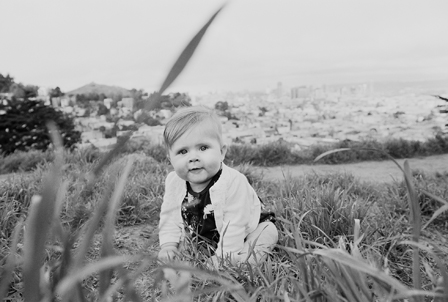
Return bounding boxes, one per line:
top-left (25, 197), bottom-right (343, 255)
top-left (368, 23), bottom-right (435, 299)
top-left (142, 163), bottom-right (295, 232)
top-left (66, 82), bottom-right (132, 97)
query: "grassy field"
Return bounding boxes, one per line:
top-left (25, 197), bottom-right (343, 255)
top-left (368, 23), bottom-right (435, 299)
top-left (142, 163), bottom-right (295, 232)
top-left (2, 134), bottom-right (448, 175)
top-left (1, 146), bottom-right (447, 301)
top-left (4, 4), bottom-right (447, 300)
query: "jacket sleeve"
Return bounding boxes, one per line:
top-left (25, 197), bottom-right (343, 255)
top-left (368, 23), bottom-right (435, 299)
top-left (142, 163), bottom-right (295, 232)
top-left (215, 173), bottom-right (260, 263)
top-left (158, 172), bottom-right (184, 246)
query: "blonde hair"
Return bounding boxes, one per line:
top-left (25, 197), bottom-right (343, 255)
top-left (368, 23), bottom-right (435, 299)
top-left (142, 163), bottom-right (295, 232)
top-left (163, 106), bottom-right (223, 149)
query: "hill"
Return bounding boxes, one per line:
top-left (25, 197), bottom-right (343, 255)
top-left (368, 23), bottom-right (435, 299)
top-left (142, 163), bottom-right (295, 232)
top-left (66, 82), bottom-right (132, 97)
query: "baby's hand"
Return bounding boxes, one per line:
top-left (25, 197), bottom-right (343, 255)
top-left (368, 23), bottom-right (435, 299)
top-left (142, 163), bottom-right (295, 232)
top-left (158, 243), bottom-right (178, 261)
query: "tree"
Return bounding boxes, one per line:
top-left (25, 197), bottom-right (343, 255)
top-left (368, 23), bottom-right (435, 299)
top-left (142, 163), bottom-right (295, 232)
top-left (9, 83), bottom-right (25, 99)
top-left (171, 93), bottom-right (191, 108)
top-left (0, 98), bottom-right (81, 155)
top-left (0, 73), bottom-right (14, 93)
top-left (8, 83), bottom-right (38, 99)
top-left (97, 103), bottom-right (109, 116)
top-left (135, 110), bottom-right (162, 126)
top-left (49, 87), bottom-right (64, 98)
top-left (215, 101), bottom-right (228, 111)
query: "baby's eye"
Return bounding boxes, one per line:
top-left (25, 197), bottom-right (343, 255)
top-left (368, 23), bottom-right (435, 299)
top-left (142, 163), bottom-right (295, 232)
top-left (199, 146), bottom-right (208, 151)
top-left (178, 149), bottom-right (187, 155)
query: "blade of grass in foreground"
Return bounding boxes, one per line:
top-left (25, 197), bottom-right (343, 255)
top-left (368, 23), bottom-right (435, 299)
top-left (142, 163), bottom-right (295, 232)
top-left (99, 157), bottom-right (134, 298)
top-left (56, 255), bottom-right (144, 297)
top-left (421, 189), bottom-right (448, 230)
top-left (23, 122), bottom-right (63, 302)
top-left (313, 249), bottom-right (408, 292)
top-left (403, 160), bottom-right (422, 301)
top-left (0, 219), bottom-right (24, 301)
top-left (86, 4), bottom-right (225, 189)
top-left (147, 5), bottom-right (225, 110)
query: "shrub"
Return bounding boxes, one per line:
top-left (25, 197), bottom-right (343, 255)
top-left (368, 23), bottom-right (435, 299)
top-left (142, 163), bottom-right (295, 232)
top-left (0, 98), bottom-right (81, 155)
top-left (0, 149), bottom-right (53, 174)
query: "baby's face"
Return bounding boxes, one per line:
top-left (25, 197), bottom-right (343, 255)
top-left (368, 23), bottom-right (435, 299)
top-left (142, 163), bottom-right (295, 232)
top-left (168, 123), bottom-right (227, 192)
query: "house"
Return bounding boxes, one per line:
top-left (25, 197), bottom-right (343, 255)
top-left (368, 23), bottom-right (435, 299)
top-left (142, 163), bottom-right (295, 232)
top-left (90, 138), bottom-right (117, 151)
top-left (118, 97), bottom-right (134, 109)
top-left (132, 125), bottom-right (164, 145)
top-left (117, 119), bottom-right (135, 129)
top-left (81, 131), bottom-right (104, 142)
top-left (104, 98), bottom-right (113, 109)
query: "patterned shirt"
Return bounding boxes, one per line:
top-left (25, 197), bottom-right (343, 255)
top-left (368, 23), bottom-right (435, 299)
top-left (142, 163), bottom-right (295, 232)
top-left (181, 169), bottom-right (276, 255)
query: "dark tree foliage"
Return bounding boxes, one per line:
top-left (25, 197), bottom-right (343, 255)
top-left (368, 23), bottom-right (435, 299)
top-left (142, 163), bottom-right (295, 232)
top-left (215, 101), bottom-right (229, 111)
top-left (49, 86), bottom-right (64, 98)
top-left (0, 73), bottom-right (15, 93)
top-left (8, 83), bottom-right (38, 99)
top-left (0, 98), bottom-right (81, 155)
top-left (97, 103), bottom-right (109, 116)
top-left (135, 111), bottom-right (162, 126)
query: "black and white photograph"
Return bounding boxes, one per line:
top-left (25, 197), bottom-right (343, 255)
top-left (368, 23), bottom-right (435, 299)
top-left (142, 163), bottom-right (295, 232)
top-left (1, 1), bottom-right (448, 301)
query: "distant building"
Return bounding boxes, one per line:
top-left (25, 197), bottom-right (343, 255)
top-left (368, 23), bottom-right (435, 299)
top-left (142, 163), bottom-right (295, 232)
top-left (119, 97), bottom-right (134, 109)
top-left (104, 98), bottom-right (113, 109)
top-left (51, 97), bottom-right (61, 107)
top-left (81, 130), bottom-right (104, 142)
top-left (276, 82), bottom-right (283, 98)
top-left (291, 86), bottom-right (311, 99)
top-left (132, 125), bottom-right (164, 144)
top-left (60, 97), bottom-right (70, 107)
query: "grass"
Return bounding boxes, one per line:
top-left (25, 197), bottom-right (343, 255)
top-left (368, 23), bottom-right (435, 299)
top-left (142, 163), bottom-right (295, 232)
top-left (2, 3), bottom-right (448, 300)
top-left (1, 147), bottom-right (448, 301)
top-left (2, 134), bottom-right (448, 175)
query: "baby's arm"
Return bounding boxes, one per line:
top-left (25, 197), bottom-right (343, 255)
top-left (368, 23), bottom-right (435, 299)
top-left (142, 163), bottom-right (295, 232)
top-left (216, 176), bottom-right (260, 264)
top-left (158, 173), bottom-right (183, 261)
top-left (158, 242), bottom-right (178, 260)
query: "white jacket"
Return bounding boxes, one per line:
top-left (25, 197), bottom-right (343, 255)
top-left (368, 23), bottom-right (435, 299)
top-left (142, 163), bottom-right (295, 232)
top-left (158, 163), bottom-right (261, 261)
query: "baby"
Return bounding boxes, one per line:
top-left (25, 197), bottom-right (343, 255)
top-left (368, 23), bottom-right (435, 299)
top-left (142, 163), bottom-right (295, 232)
top-left (158, 106), bottom-right (278, 267)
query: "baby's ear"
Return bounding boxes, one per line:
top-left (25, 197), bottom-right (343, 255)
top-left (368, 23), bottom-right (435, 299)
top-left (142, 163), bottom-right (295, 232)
top-left (166, 153), bottom-right (172, 164)
top-left (220, 144), bottom-right (228, 159)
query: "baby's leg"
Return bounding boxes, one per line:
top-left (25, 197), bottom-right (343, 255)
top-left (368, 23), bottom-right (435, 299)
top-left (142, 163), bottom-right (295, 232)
top-left (241, 222), bottom-right (278, 265)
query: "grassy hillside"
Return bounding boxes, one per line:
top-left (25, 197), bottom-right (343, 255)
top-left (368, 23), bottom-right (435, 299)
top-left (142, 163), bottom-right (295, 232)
top-left (1, 149), bottom-right (447, 301)
top-left (2, 135), bottom-right (448, 175)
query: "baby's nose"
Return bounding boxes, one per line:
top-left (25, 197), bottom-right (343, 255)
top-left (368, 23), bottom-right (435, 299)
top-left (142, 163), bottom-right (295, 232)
top-left (189, 152), bottom-right (199, 162)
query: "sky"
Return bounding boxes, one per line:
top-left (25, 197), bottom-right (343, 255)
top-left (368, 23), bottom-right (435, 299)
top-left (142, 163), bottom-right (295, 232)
top-left (1, 0), bottom-right (448, 94)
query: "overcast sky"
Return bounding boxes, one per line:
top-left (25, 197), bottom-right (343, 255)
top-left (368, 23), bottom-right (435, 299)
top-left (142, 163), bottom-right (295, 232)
top-left (1, 0), bottom-right (448, 94)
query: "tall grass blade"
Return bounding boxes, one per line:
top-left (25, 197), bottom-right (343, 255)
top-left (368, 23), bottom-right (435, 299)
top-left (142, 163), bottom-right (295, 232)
top-left (422, 203), bottom-right (448, 230)
top-left (23, 123), bottom-right (63, 302)
top-left (400, 240), bottom-right (448, 300)
top-left (313, 148), bottom-right (351, 163)
top-left (421, 189), bottom-right (448, 230)
top-left (73, 180), bottom-right (115, 268)
top-left (98, 260), bottom-right (153, 302)
top-left (154, 5), bottom-right (224, 101)
top-left (99, 157), bottom-right (134, 297)
top-left (403, 160), bottom-right (422, 300)
top-left (314, 147), bottom-right (406, 175)
top-left (57, 255), bottom-right (143, 297)
top-left (0, 219), bottom-right (23, 300)
top-left (313, 249), bottom-right (408, 292)
top-left (51, 180), bottom-right (68, 241)
top-left (89, 132), bottom-right (131, 183)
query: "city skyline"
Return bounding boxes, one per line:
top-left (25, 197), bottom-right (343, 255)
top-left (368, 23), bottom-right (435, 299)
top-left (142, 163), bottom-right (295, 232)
top-left (2, 0), bottom-right (448, 94)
